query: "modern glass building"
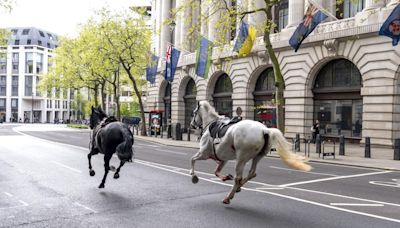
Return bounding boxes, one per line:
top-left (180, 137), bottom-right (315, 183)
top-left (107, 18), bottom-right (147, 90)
top-left (0, 27), bottom-right (75, 123)
top-left (147, 0), bottom-right (400, 147)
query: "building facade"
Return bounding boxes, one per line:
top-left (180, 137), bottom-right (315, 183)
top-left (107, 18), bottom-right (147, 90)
top-left (148, 0), bottom-right (400, 147)
top-left (0, 27), bottom-right (74, 123)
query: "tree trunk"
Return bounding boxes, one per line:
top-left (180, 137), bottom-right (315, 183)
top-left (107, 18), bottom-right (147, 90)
top-left (100, 81), bottom-right (106, 112)
top-left (113, 70), bottom-right (121, 120)
top-left (93, 83), bottom-right (99, 107)
top-left (264, 3), bottom-right (285, 133)
top-left (121, 61), bottom-right (147, 136)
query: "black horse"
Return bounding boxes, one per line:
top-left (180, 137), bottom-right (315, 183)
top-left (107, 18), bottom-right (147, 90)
top-left (89, 106), bottom-right (134, 188)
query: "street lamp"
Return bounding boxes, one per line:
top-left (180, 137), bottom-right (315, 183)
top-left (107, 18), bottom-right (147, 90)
top-left (31, 92), bottom-right (34, 123)
top-left (168, 20), bottom-right (176, 33)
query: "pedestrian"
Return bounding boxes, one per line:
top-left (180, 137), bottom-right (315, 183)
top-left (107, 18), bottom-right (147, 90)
top-left (311, 119), bottom-right (320, 143)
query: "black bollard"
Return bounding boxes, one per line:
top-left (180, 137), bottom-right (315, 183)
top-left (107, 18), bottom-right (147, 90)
top-left (160, 126), bottom-right (163, 138)
top-left (365, 137), bottom-right (371, 158)
top-left (316, 134), bottom-right (321, 154)
top-left (339, 135), bottom-right (345, 156)
top-left (176, 123), bottom-right (182, 140)
top-left (394, 138), bottom-right (400, 160)
top-left (187, 128), bottom-right (191, 141)
top-left (295, 133), bottom-right (300, 152)
top-left (167, 125), bottom-right (172, 138)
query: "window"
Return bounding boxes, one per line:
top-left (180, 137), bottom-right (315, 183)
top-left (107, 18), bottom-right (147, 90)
top-left (25, 75), bottom-right (33, 96)
top-left (0, 57), bottom-right (6, 74)
top-left (22, 29), bottom-right (30, 35)
top-left (254, 68), bottom-right (275, 93)
top-left (213, 74), bottom-right (233, 117)
top-left (336, 0), bottom-right (365, 19)
top-left (11, 29), bottom-right (18, 35)
top-left (0, 76), bottom-right (6, 96)
top-left (36, 53), bottom-right (43, 74)
top-left (47, 43), bottom-right (51, 48)
top-left (0, 98), bottom-right (5, 111)
top-left (253, 68), bottom-right (276, 127)
top-left (38, 40), bottom-right (42, 46)
top-left (25, 52), bottom-right (33, 73)
top-left (36, 76), bottom-right (41, 96)
top-left (184, 79), bottom-right (197, 130)
top-left (274, 0), bottom-right (288, 32)
top-left (12, 53), bottom-right (18, 74)
top-left (12, 76), bottom-right (18, 96)
top-left (39, 31), bottom-right (45, 37)
top-left (27, 39), bottom-right (31, 45)
top-left (14, 39), bottom-right (20, 45)
top-left (11, 98), bottom-right (18, 108)
top-left (47, 33), bottom-right (53, 40)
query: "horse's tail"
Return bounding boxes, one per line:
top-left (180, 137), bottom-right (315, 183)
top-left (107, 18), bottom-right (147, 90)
top-left (266, 128), bottom-right (312, 172)
top-left (116, 126), bottom-right (134, 162)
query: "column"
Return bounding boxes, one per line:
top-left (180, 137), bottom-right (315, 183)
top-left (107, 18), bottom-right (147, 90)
top-left (180, 2), bottom-right (191, 51)
top-left (286, 0), bottom-right (305, 28)
top-left (364, 0), bottom-right (385, 11)
top-left (152, 0), bottom-right (160, 55)
top-left (208, 2), bottom-right (219, 42)
top-left (387, 0), bottom-right (400, 7)
top-left (160, 0), bottom-right (172, 58)
top-left (200, 2), bottom-right (209, 37)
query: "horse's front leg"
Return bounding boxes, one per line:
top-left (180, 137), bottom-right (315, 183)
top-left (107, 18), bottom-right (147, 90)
top-left (190, 150), bottom-right (209, 184)
top-left (113, 160), bottom-right (125, 179)
top-left (87, 149), bottom-right (98, 177)
top-left (214, 161), bottom-right (233, 181)
top-left (99, 154), bottom-right (112, 188)
top-left (223, 160), bottom-right (246, 204)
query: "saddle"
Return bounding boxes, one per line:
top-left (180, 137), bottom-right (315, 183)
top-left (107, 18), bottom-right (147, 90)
top-left (100, 116), bottom-right (118, 127)
top-left (209, 116), bottom-right (242, 139)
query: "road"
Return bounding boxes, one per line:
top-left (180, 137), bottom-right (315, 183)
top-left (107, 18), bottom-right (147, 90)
top-left (0, 124), bottom-right (399, 228)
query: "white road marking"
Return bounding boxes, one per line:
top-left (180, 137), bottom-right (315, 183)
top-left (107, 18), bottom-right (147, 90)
top-left (330, 203), bottom-right (384, 207)
top-left (51, 161), bottom-right (82, 173)
top-left (255, 187), bottom-right (284, 190)
top-left (279, 171), bottom-right (392, 187)
top-left (135, 143), bottom-right (160, 148)
top-left (134, 159), bottom-right (400, 224)
top-left (369, 179), bottom-right (400, 188)
top-left (18, 200), bottom-right (29, 206)
top-left (74, 202), bottom-right (97, 213)
top-left (270, 166), bottom-right (338, 177)
top-left (4, 192), bottom-right (13, 197)
top-left (154, 149), bottom-right (187, 155)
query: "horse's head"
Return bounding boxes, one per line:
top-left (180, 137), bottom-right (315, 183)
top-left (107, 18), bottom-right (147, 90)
top-left (190, 101), bottom-right (202, 129)
top-left (90, 106), bottom-right (107, 129)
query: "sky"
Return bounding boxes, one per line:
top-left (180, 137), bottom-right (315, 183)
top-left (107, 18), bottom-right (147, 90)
top-left (0, 0), bottom-right (151, 37)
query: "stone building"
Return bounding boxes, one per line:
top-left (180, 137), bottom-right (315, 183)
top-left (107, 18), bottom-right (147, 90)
top-left (147, 0), bottom-right (400, 147)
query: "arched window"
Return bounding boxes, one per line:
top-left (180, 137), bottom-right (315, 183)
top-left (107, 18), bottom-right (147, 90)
top-left (313, 59), bottom-right (362, 138)
top-left (213, 74), bottom-right (233, 117)
top-left (253, 68), bottom-right (276, 127)
top-left (184, 79), bottom-right (197, 130)
top-left (336, 0), bottom-right (365, 19)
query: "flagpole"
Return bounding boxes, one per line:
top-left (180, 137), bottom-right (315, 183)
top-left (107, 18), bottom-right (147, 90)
top-left (308, 0), bottom-right (339, 21)
top-left (166, 42), bottom-right (191, 55)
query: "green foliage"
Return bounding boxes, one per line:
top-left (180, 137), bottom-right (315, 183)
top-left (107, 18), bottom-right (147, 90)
top-left (120, 102), bottom-right (140, 117)
top-left (67, 124), bottom-right (89, 129)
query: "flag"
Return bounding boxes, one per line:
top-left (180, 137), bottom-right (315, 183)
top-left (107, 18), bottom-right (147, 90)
top-left (146, 54), bottom-right (159, 84)
top-left (195, 35), bottom-right (213, 79)
top-left (289, 3), bottom-right (328, 52)
top-left (165, 44), bottom-right (181, 81)
top-left (233, 21), bottom-right (256, 57)
top-left (379, 4), bottom-right (400, 46)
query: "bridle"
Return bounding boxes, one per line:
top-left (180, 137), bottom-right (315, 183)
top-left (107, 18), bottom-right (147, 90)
top-left (191, 102), bottom-right (202, 129)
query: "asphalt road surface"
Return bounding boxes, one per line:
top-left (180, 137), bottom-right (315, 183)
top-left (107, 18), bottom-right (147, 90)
top-left (0, 124), bottom-right (399, 228)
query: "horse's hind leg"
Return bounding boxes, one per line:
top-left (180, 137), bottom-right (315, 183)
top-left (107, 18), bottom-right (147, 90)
top-left (190, 150), bottom-right (209, 184)
top-left (99, 153), bottom-right (112, 188)
top-left (214, 161), bottom-right (233, 181)
top-left (87, 150), bottom-right (98, 176)
top-left (223, 160), bottom-right (246, 204)
top-left (113, 161), bottom-right (125, 179)
top-left (238, 151), bottom-right (266, 192)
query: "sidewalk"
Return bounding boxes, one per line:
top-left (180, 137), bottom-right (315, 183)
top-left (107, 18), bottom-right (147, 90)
top-left (135, 132), bottom-right (400, 171)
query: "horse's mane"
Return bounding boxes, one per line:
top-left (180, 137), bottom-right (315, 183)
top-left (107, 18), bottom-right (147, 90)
top-left (200, 101), bottom-right (219, 118)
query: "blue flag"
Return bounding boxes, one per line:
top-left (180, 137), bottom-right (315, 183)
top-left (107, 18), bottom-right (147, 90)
top-left (233, 21), bottom-right (256, 57)
top-left (379, 4), bottom-right (400, 46)
top-left (146, 54), bottom-right (159, 84)
top-left (289, 4), bottom-right (328, 52)
top-left (195, 36), bottom-right (213, 79)
top-left (165, 45), bottom-right (181, 82)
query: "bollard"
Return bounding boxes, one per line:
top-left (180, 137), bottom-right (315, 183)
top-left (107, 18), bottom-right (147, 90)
top-left (160, 127), bottom-right (163, 138)
top-left (316, 134), bottom-right (321, 154)
top-left (394, 138), bottom-right (400, 160)
top-left (167, 125), bottom-right (172, 138)
top-left (176, 123), bottom-right (182, 140)
top-left (365, 137), bottom-right (371, 158)
top-left (339, 135), bottom-right (345, 156)
top-left (155, 127), bottom-right (158, 138)
top-left (187, 128), bottom-right (191, 141)
top-left (295, 133), bottom-right (300, 152)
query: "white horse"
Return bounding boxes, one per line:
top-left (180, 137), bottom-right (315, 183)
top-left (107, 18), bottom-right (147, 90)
top-left (190, 101), bottom-right (312, 204)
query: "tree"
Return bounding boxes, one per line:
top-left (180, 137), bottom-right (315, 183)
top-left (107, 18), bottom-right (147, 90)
top-left (97, 8), bottom-right (151, 135)
top-left (0, 0), bottom-right (14, 46)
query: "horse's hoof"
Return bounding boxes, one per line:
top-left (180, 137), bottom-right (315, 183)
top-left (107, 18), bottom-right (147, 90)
top-left (222, 174), bottom-right (234, 181)
top-left (192, 175), bottom-right (199, 184)
top-left (98, 183), bottom-right (105, 188)
top-left (89, 170), bottom-right (95, 176)
top-left (110, 166), bottom-right (116, 172)
top-left (222, 198), bottom-right (230, 204)
top-left (236, 187), bottom-right (241, 193)
top-left (114, 173), bottom-right (120, 179)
